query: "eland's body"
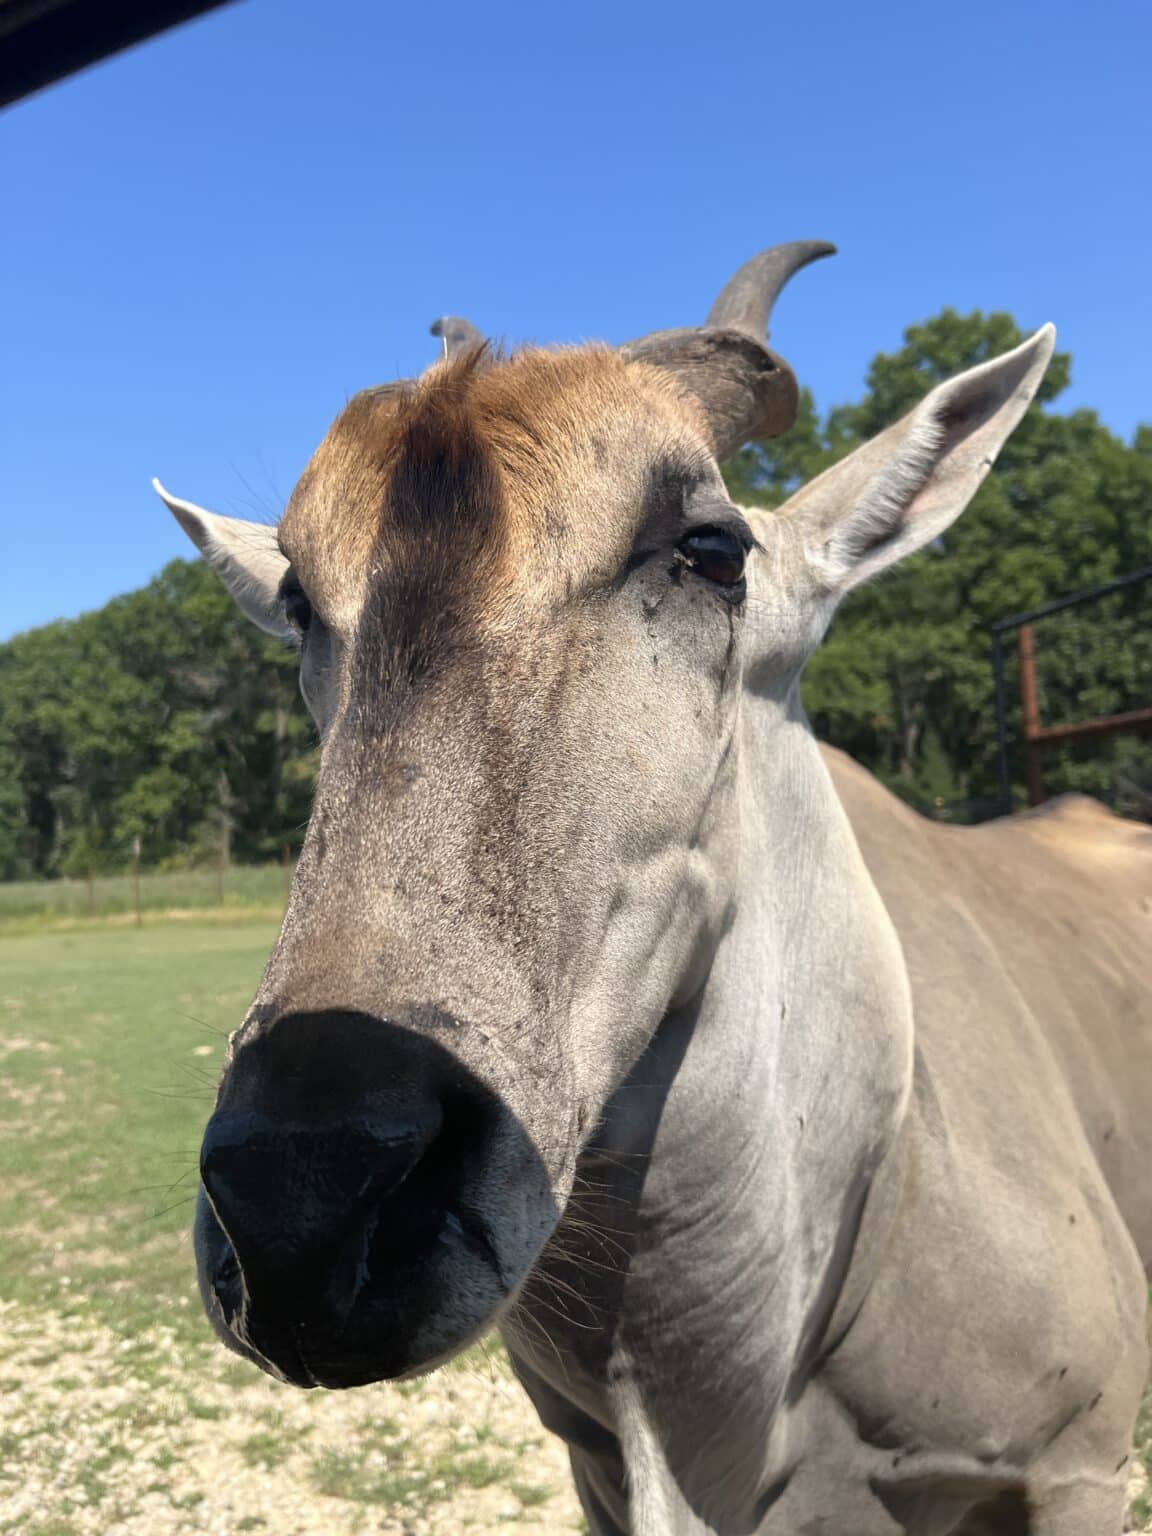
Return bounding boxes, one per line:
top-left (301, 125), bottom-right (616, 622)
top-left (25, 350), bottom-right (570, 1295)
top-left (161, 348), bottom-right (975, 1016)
top-left (158, 244), bottom-right (1151, 1533)
top-left (504, 741), bottom-right (1152, 1536)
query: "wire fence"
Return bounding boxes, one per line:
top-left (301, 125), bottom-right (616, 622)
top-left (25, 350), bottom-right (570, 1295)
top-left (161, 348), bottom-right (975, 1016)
top-left (0, 860), bottom-right (294, 926)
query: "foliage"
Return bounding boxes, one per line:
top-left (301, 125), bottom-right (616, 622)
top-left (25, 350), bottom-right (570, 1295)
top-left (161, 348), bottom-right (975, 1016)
top-left (724, 309), bottom-right (1152, 818)
top-left (0, 308), bottom-right (1148, 880)
top-left (0, 560), bottom-right (316, 878)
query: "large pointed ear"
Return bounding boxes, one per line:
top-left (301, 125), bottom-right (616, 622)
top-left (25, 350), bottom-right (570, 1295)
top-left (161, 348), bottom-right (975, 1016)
top-left (153, 479), bottom-right (293, 638)
top-left (783, 325), bottom-right (1055, 593)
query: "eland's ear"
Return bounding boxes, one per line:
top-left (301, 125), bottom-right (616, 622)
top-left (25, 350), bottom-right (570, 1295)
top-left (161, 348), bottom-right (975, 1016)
top-left (153, 479), bottom-right (293, 639)
top-left (784, 325), bottom-right (1056, 593)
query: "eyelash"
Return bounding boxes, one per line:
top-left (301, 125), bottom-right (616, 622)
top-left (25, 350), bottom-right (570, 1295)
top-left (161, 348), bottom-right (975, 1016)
top-left (281, 579), bottom-right (313, 634)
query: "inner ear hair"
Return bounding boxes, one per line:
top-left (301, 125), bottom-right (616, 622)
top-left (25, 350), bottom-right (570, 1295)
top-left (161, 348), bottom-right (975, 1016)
top-left (793, 324), bottom-right (1055, 594)
top-left (828, 410), bottom-right (947, 567)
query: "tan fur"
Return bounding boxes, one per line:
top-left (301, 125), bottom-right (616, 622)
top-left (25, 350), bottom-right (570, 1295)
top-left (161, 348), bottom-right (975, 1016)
top-left (277, 347), bottom-right (710, 635)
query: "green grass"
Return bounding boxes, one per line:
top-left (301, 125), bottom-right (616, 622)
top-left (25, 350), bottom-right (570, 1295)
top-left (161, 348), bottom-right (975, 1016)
top-left (310, 1443), bottom-right (433, 1507)
top-left (309, 1436), bottom-right (526, 1512)
top-left (0, 918), bottom-right (279, 1346)
top-left (0, 864), bottom-right (289, 929)
top-left (1132, 1376), bottom-right (1152, 1528)
top-left (510, 1481), bottom-right (554, 1509)
top-left (240, 1428), bottom-right (296, 1471)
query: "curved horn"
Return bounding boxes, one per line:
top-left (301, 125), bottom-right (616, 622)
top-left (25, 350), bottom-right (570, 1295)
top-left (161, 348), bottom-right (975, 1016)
top-left (704, 240), bottom-right (836, 340)
top-left (429, 315), bottom-right (485, 360)
top-left (621, 240), bottom-right (835, 457)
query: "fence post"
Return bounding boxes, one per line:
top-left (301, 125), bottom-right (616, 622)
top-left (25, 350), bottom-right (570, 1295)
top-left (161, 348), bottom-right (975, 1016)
top-left (1015, 623), bottom-right (1045, 807)
top-left (216, 772), bottom-right (232, 906)
top-left (990, 630), bottom-right (1012, 816)
top-left (131, 835), bottom-right (142, 927)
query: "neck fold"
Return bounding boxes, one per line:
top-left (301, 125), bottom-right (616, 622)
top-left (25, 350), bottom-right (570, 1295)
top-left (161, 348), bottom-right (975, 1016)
top-left (507, 699), bottom-right (914, 1531)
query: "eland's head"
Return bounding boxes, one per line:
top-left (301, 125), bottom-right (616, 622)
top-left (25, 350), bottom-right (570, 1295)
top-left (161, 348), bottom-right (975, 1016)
top-left (158, 243), bottom-right (1053, 1390)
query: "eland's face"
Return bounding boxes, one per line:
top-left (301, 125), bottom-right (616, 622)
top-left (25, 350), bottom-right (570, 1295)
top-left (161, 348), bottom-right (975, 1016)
top-left (192, 349), bottom-right (765, 1387)
top-left (163, 240), bottom-right (1057, 1451)
top-left (162, 241), bottom-right (839, 1387)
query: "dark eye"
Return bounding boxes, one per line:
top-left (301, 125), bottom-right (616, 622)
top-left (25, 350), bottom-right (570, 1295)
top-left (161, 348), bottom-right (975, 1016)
top-left (282, 579), bottom-right (313, 634)
top-left (676, 526), bottom-right (747, 589)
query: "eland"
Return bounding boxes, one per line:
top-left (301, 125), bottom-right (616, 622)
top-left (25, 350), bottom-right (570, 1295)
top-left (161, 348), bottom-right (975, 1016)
top-left (157, 242), bottom-right (1152, 1534)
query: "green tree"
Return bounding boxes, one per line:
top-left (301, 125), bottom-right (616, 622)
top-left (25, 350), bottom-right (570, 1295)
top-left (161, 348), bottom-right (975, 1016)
top-left (1, 310), bottom-right (1148, 883)
top-left (0, 561), bottom-right (317, 877)
top-left (724, 310), bottom-right (1152, 818)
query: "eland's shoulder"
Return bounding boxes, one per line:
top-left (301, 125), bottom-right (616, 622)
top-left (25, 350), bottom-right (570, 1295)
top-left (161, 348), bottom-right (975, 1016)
top-left (822, 741), bottom-right (1152, 1271)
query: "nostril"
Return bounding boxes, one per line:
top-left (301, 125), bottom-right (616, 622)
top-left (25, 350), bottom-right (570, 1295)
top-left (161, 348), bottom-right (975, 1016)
top-left (352, 1157), bottom-right (420, 1216)
top-left (355, 1091), bottom-right (494, 1260)
top-left (216, 1250), bottom-right (240, 1287)
top-left (198, 1102), bottom-right (445, 1275)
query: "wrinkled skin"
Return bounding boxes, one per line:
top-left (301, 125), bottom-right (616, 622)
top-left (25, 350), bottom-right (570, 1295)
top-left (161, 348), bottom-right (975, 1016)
top-left (193, 352), bottom-right (762, 1388)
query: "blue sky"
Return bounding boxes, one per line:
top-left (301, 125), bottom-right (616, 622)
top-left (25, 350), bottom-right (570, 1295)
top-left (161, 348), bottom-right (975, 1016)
top-left (2, 0), bottom-right (1149, 638)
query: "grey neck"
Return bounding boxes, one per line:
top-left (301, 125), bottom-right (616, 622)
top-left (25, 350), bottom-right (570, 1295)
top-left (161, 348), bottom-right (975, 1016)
top-left (505, 695), bottom-right (914, 1532)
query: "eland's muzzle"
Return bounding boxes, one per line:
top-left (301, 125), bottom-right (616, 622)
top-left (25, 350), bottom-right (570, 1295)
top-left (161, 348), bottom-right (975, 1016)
top-left (195, 1009), bottom-right (510, 1388)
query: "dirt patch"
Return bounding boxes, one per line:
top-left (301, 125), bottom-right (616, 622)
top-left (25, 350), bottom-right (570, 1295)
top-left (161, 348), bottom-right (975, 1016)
top-left (0, 1031), bottom-right (52, 1052)
top-left (0, 1079), bottom-right (67, 1110)
top-left (1, 1301), bottom-right (1149, 1533)
top-left (0, 1299), bottom-right (581, 1535)
top-left (0, 906), bottom-right (286, 938)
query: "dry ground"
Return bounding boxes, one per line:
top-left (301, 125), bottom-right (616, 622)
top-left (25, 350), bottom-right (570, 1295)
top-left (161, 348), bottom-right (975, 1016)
top-left (0, 1300), bottom-right (580, 1535)
top-left (0, 921), bottom-right (579, 1535)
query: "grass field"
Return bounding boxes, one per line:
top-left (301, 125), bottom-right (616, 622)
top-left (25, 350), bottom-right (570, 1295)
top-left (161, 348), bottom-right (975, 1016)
top-left (0, 865), bottom-right (289, 929)
top-left (0, 920), bottom-right (579, 1536)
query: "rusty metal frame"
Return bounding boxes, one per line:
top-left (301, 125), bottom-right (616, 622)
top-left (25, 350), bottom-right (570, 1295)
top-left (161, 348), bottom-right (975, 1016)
top-left (990, 564), bottom-right (1152, 813)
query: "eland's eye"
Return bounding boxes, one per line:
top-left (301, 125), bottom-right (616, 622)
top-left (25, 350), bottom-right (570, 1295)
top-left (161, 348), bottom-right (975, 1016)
top-left (676, 526), bottom-right (747, 589)
top-left (282, 580), bottom-right (313, 634)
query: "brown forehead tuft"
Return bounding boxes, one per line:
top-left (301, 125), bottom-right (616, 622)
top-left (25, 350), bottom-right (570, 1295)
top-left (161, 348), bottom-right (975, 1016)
top-left (278, 343), bottom-right (709, 622)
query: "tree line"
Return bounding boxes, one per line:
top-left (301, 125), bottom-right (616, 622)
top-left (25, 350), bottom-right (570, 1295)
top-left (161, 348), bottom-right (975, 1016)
top-left (2, 310), bottom-right (1149, 880)
top-left (728, 308), bottom-right (1151, 822)
top-left (0, 562), bottom-right (315, 879)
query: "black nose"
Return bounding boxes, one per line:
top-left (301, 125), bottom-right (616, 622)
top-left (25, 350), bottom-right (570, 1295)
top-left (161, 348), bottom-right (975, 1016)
top-left (198, 1010), bottom-right (495, 1363)
top-left (201, 1100), bottom-right (442, 1300)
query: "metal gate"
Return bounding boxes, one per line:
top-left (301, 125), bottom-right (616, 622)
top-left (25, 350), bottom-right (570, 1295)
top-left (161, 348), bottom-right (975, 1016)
top-left (990, 565), bottom-right (1152, 816)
